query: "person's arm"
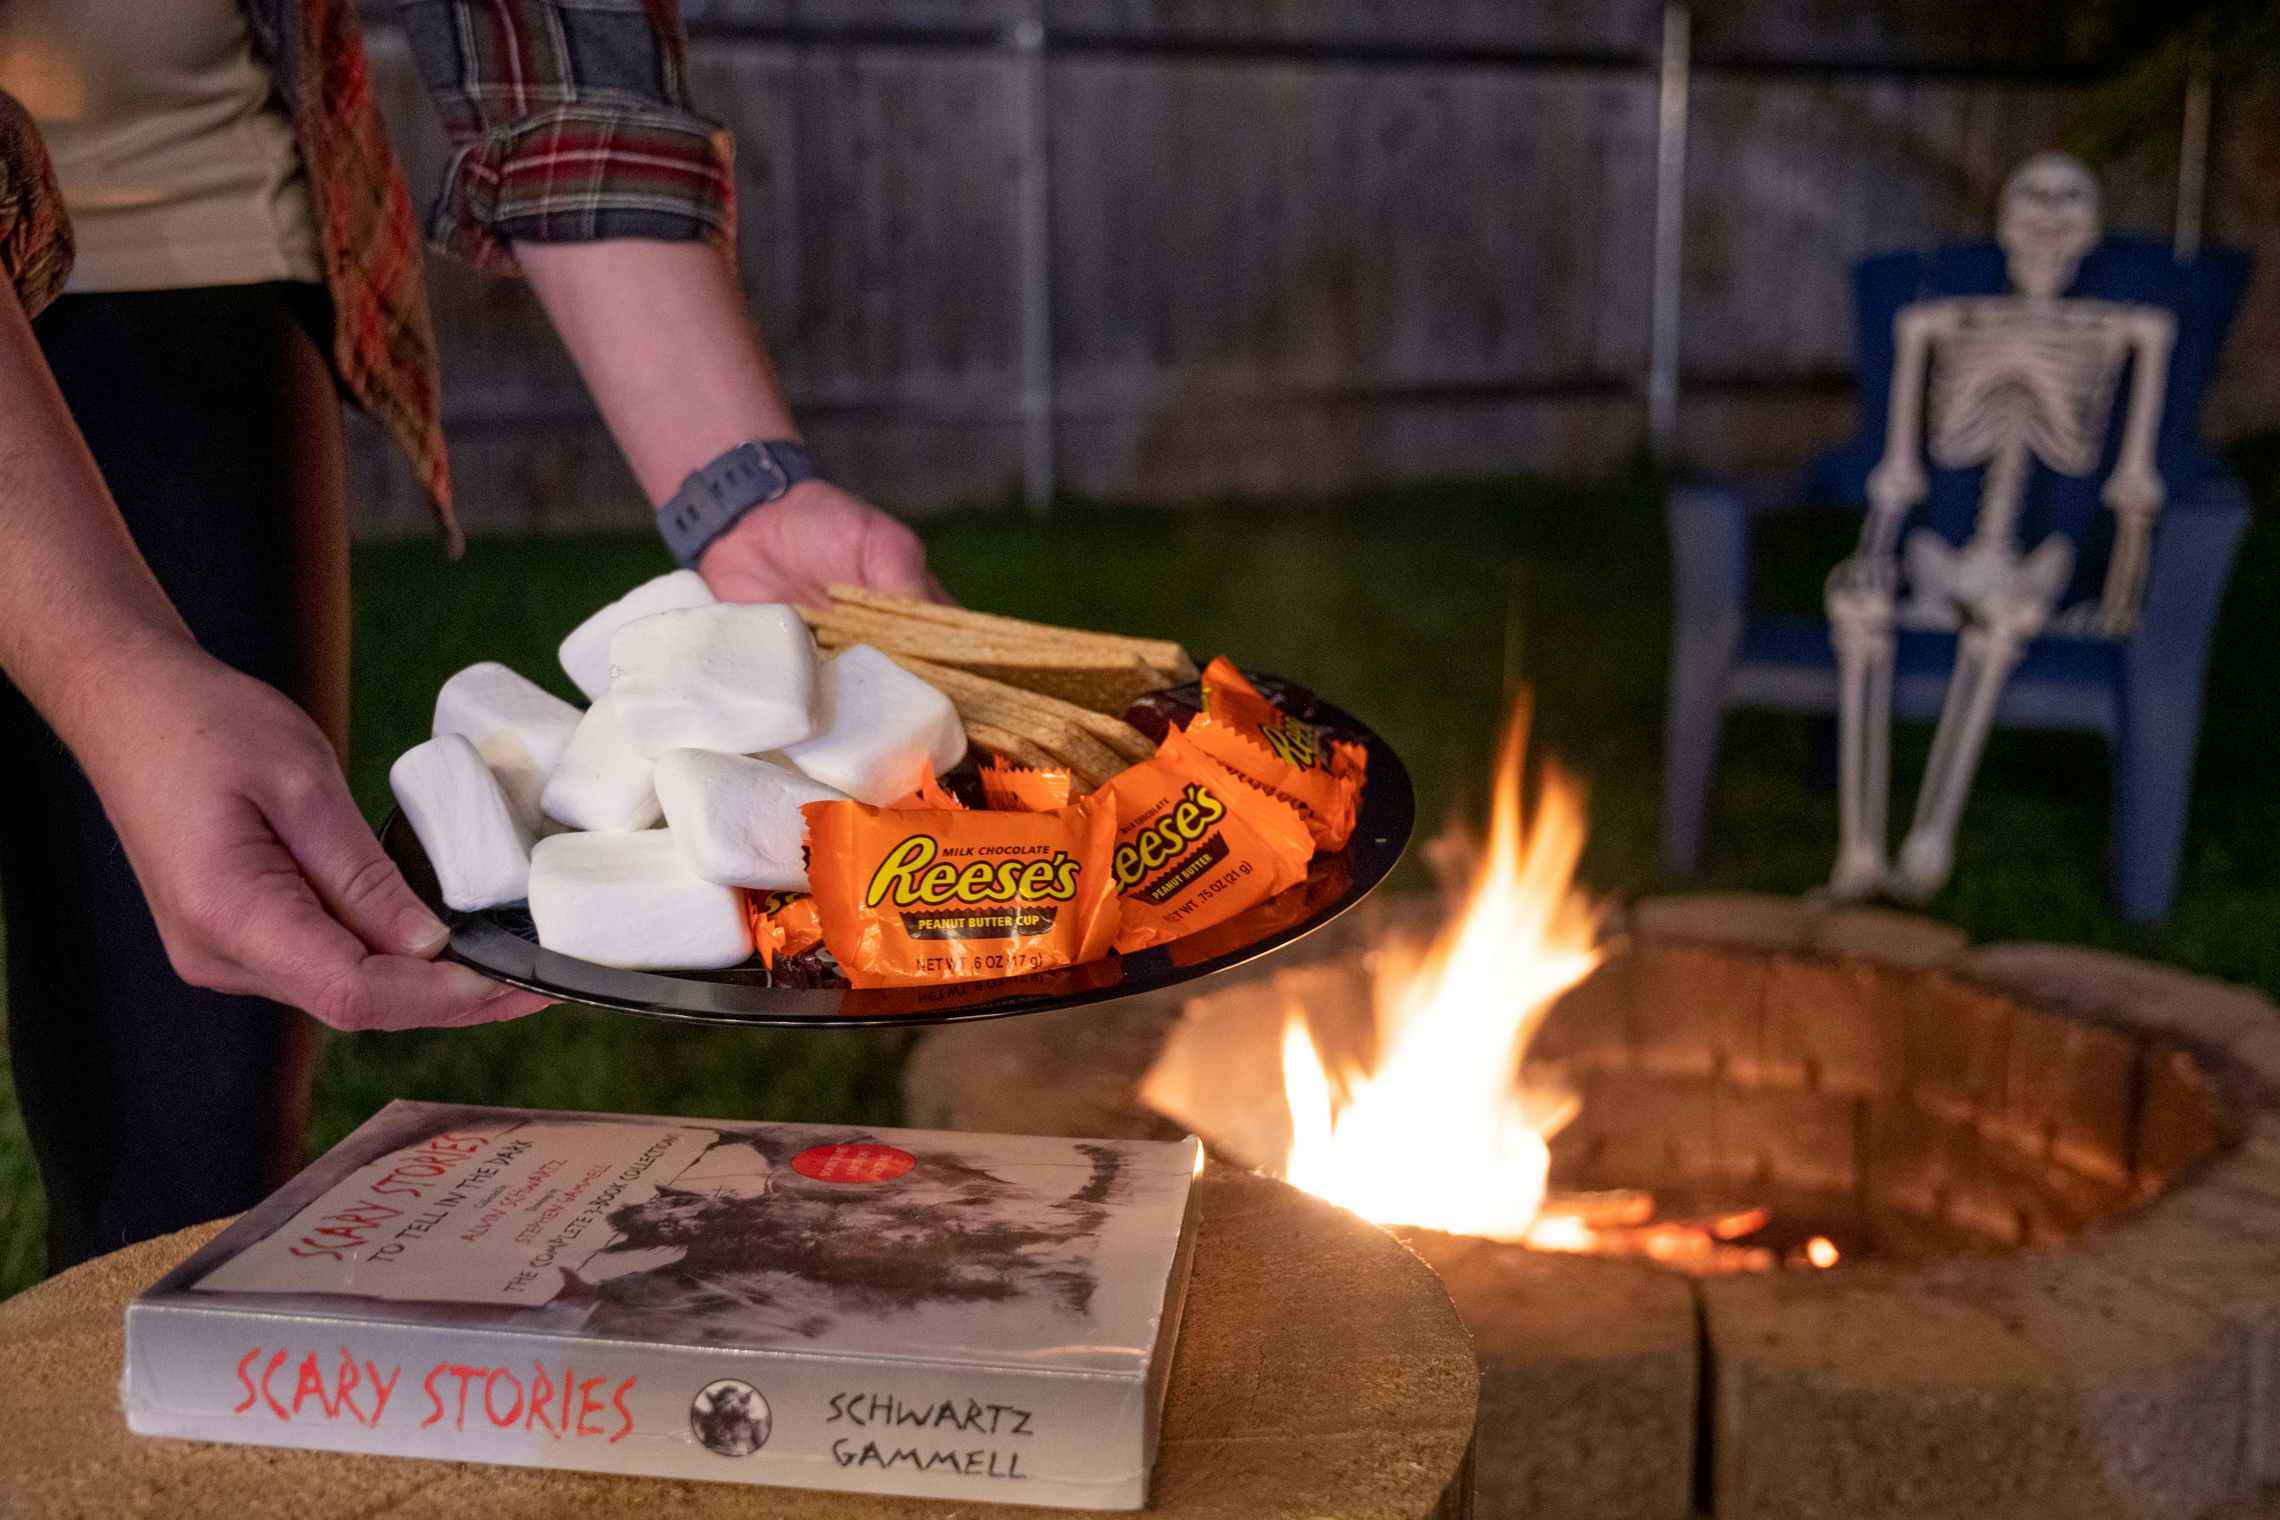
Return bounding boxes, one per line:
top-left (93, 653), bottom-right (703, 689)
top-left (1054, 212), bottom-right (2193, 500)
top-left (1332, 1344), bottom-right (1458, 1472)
top-left (515, 240), bottom-right (938, 606)
top-left (0, 282), bottom-right (544, 1033)
top-left (396, 0), bottom-right (941, 605)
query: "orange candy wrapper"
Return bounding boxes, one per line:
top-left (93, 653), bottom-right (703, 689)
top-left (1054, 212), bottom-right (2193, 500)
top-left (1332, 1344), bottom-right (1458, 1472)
top-left (1100, 725), bottom-right (1314, 953)
top-left (744, 890), bottom-right (824, 970)
top-left (802, 795), bottom-right (1120, 989)
top-left (889, 772), bottom-right (966, 811)
top-left (1184, 657), bottom-right (1369, 850)
top-left (980, 761), bottom-right (1073, 813)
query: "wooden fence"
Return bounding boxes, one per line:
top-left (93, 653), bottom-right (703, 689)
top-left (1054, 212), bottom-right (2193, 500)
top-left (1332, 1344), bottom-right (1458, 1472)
top-left (347, 2), bottom-right (2278, 537)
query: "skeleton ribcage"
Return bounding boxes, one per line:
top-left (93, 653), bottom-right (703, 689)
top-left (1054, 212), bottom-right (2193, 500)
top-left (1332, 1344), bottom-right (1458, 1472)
top-left (1926, 304), bottom-right (2130, 479)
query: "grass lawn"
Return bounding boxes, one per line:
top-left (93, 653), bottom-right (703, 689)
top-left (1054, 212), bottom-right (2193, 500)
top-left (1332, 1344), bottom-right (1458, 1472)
top-left (3, 457), bottom-right (2275, 1297)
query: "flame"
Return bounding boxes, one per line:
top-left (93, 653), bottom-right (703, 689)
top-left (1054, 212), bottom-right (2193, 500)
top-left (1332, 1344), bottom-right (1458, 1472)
top-left (1279, 703), bottom-right (1600, 1242)
top-left (1805, 1236), bottom-right (1840, 1269)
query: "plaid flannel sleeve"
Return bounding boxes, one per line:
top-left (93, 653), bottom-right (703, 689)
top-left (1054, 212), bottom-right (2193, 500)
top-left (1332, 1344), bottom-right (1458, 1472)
top-left (395, 0), bottom-right (734, 274)
top-left (0, 92), bottom-right (71, 316)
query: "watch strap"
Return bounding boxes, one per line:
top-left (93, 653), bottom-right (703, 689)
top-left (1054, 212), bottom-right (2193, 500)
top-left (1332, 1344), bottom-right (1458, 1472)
top-left (656, 439), bottom-right (819, 567)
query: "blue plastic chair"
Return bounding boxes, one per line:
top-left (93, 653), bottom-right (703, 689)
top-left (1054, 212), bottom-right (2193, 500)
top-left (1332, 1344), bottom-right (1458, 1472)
top-left (1660, 237), bottom-right (2253, 923)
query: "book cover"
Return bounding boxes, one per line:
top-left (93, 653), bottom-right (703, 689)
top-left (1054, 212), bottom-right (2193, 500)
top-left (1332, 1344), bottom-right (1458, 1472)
top-left (122, 1100), bottom-right (1202, 1510)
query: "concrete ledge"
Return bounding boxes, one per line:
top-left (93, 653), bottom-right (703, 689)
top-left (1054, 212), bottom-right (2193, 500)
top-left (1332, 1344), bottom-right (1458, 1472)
top-left (1706, 1250), bottom-right (2249, 1520)
top-left (1403, 1232), bottom-right (1697, 1520)
top-left (1964, 942), bottom-right (2280, 1057)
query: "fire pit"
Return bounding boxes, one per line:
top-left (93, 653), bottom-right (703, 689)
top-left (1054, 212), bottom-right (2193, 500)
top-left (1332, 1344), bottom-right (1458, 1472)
top-left (904, 721), bottom-right (2280, 1520)
top-left (909, 895), bottom-right (2280, 1519)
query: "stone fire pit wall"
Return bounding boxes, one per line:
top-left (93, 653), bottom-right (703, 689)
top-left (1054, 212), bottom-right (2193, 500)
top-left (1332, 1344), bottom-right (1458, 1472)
top-left (903, 893), bottom-right (2280, 1520)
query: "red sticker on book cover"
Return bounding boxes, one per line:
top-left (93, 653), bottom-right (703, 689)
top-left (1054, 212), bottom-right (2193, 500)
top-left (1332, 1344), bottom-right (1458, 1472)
top-left (791, 1143), bottom-right (915, 1184)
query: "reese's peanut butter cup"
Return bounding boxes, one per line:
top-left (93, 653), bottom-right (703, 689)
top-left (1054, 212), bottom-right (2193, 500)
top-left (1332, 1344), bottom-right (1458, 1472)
top-left (745, 890), bottom-right (824, 970)
top-left (981, 760), bottom-right (1073, 813)
top-left (1101, 725), bottom-right (1314, 953)
top-left (888, 772), bottom-right (966, 811)
top-left (1185, 656), bottom-right (1369, 850)
top-left (802, 795), bottom-right (1120, 989)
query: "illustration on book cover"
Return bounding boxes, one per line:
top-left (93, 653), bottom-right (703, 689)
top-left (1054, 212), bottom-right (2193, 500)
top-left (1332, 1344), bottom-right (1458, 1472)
top-left (177, 1103), bottom-right (1190, 1360)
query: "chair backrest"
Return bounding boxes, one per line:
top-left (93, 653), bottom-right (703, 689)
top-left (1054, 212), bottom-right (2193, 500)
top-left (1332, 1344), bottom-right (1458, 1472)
top-left (1810, 237), bottom-right (2251, 600)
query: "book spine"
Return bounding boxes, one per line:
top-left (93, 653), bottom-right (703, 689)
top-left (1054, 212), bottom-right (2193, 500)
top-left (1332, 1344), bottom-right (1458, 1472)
top-left (124, 1303), bottom-right (1152, 1510)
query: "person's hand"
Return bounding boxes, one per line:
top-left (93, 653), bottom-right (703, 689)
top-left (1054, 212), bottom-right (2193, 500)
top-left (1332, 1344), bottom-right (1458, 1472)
top-left (697, 479), bottom-right (947, 607)
top-left (65, 640), bottom-right (552, 1031)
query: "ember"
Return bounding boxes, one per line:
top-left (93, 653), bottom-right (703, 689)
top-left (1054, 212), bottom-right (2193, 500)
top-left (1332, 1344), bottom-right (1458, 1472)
top-left (1274, 702), bottom-right (1843, 1274)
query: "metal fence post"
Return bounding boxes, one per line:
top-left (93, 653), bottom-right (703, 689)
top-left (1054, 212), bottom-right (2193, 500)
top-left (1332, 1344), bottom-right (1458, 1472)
top-left (1014, 1), bottom-right (1059, 511)
top-left (1646, 3), bottom-right (1692, 461)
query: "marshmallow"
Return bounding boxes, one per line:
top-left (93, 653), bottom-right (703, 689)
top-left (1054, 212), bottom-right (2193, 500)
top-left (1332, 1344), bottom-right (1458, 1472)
top-left (606, 603), bottom-right (819, 757)
top-left (389, 734), bottom-right (533, 911)
top-left (654, 749), bottom-right (848, 890)
top-left (528, 831), bottom-right (755, 970)
top-left (431, 661), bottom-right (582, 836)
top-left (557, 569), bottom-right (715, 702)
top-left (540, 696), bottom-right (662, 832)
top-left (779, 643), bottom-right (965, 804)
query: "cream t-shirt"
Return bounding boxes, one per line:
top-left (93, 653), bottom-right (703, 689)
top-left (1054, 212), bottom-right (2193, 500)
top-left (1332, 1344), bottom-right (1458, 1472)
top-left (0, 0), bottom-right (321, 291)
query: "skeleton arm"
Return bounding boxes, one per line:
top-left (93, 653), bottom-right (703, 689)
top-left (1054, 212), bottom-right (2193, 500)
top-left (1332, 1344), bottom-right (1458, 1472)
top-left (2096, 305), bottom-right (2177, 635)
top-left (1861, 301), bottom-right (1952, 560)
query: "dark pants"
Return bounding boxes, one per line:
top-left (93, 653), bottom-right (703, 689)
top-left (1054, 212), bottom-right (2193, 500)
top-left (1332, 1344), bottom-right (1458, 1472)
top-left (2, 283), bottom-right (346, 1273)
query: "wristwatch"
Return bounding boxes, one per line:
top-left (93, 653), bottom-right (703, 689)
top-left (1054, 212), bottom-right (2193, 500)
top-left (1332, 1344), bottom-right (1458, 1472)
top-left (655, 439), bottom-right (820, 567)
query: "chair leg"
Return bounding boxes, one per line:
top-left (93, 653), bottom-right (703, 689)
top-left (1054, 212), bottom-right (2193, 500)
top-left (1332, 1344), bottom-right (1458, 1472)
top-left (2113, 680), bottom-right (2199, 925)
top-left (1661, 657), bottom-right (1727, 878)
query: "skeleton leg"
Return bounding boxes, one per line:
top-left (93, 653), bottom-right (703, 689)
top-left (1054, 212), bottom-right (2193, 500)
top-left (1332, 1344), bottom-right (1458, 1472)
top-left (1892, 537), bottom-right (2074, 900)
top-left (1825, 558), bottom-right (1898, 900)
top-left (2097, 504), bottom-right (2158, 637)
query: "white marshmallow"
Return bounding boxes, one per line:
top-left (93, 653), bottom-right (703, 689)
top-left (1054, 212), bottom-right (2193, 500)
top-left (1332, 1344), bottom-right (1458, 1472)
top-left (528, 831), bottom-right (755, 970)
top-left (540, 696), bottom-right (662, 832)
top-left (653, 749), bottom-right (847, 890)
top-left (606, 603), bottom-right (819, 757)
top-left (389, 734), bottom-right (533, 911)
top-left (779, 643), bottom-right (966, 804)
top-left (557, 569), bottom-right (715, 702)
top-left (431, 661), bottom-right (582, 836)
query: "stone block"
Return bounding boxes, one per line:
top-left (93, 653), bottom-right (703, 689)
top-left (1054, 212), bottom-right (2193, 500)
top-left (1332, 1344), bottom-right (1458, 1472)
top-left (1529, 950), bottom-right (1636, 1075)
top-left (1563, 1072), bottom-right (1721, 1189)
top-left (1862, 1101), bottom-right (1999, 1241)
top-left (1632, 891), bottom-right (1817, 950)
top-left (2136, 1039), bottom-right (2233, 1195)
top-left (904, 992), bottom-right (1184, 1140)
top-left (1720, 1085), bottom-right (1863, 1197)
top-left (2000, 1003), bottom-right (2138, 1186)
top-left (1556, 1072), bottom-right (1856, 1199)
top-left (1402, 1231), bottom-right (1697, 1520)
top-left (1905, 971), bottom-right (2016, 1125)
top-left (2085, 1120), bottom-right (2280, 1485)
top-left (2233, 1024), bottom-right (2280, 1100)
top-left (1706, 1250), bottom-right (2250, 1520)
top-left (1761, 953), bottom-right (1904, 1096)
top-left (1810, 905), bottom-right (1969, 968)
top-left (1630, 941), bottom-right (1765, 1080)
top-left (1139, 978), bottom-right (1294, 1171)
top-left (1964, 943), bottom-right (2278, 1057)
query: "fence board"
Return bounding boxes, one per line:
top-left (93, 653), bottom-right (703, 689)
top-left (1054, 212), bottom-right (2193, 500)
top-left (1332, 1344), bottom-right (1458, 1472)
top-left (1049, 59), bottom-right (1654, 398)
top-left (1682, 75), bottom-right (2173, 382)
top-left (345, 13), bottom-right (2272, 536)
top-left (1688, 0), bottom-right (2080, 72)
top-left (1045, 1), bottom-right (1658, 55)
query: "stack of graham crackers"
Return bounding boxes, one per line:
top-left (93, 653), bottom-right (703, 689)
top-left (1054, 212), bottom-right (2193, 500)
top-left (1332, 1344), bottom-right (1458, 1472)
top-left (803, 587), bottom-right (1195, 788)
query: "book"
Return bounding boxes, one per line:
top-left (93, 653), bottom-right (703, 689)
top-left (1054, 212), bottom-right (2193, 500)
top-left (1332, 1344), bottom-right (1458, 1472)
top-left (123, 1100), bottom-right (1202, 1510)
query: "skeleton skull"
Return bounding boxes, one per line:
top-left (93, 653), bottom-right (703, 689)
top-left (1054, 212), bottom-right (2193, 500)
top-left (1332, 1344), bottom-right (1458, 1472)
top-left (1997, 152), bottom-right (2102, 299)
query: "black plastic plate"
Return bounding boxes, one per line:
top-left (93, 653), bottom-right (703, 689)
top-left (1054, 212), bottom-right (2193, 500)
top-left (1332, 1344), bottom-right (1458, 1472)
top-left (381, 686), bottom-right (1412, 1028)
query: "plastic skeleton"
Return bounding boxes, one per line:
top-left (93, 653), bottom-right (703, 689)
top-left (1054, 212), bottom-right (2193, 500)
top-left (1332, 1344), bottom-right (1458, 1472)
top-left (1826, 154), bottom-right (2176, 902)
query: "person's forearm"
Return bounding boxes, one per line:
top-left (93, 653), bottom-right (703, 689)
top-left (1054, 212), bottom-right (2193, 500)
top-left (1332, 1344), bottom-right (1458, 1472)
top-left (0, 280), bottom-right (195, 751)
top-left (516, 239), bottom-right (799, 506)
